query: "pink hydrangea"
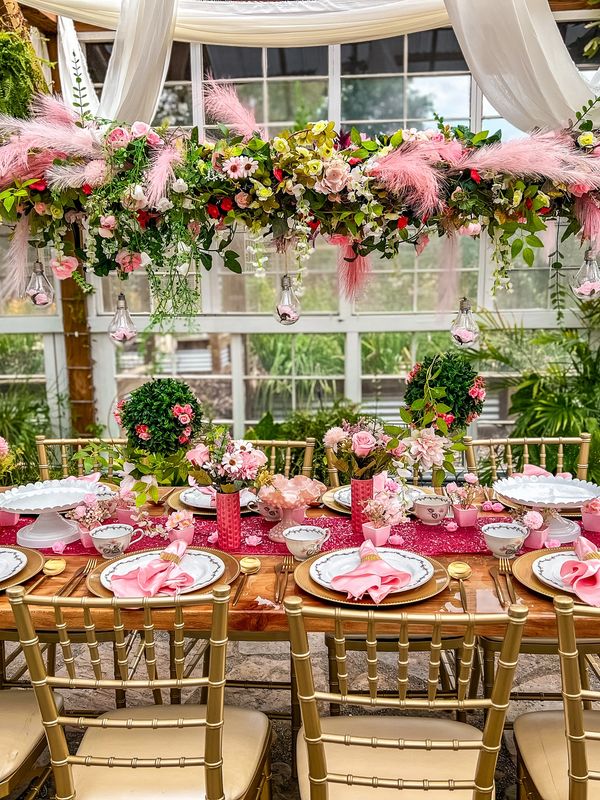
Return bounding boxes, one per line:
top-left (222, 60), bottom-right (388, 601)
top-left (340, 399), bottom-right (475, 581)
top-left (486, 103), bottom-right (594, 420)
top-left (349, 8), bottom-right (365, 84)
top-left (323, 426), bottom-right (346, 452)
top-left (463, 472), bottom-right (478, 485)
top-left (186, 443), bottom-right (210, 467)
top-left (402, 428), bottom-right (448, 471)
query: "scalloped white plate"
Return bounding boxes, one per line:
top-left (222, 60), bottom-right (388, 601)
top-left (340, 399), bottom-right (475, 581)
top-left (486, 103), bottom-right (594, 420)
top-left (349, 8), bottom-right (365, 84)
top-left (0, 547), bottom-right (28, 582)
top-left (309, 548), bottom-right (434, 594)
top-left (493, 476), bottom-right (600, 509)
top-left (0, 478), bottom-right (115, 514)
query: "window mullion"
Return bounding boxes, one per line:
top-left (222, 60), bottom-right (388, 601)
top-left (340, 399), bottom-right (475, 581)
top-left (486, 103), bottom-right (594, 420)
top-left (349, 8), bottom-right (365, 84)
top-left (328, 44), bottom-right (341, 126)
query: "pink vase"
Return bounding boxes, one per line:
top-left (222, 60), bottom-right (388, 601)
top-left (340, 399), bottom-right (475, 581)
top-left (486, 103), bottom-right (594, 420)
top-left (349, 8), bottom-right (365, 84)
top-left (116, 507), bottom-right (138, 526)
top-left (452, 505), bottom-right (479, 527)
top-left (168, 524), bottom-right (195, 546)
top-left (351, 477), bottom-right (374, 535)
top-left (269, 507), bottom-right (303, 543)
top-left (216, 491), bottom-right (241, 551)
top-left (524, 526), bottom-right (549, 550)
top-left (582, 511), bottom-right (600, 533)
top-left (78, 526), bottom-right (94, 548)
top-left (362, 522), bottom-right (391, 547)
top-left (0, 510), bottom-right (19, 527)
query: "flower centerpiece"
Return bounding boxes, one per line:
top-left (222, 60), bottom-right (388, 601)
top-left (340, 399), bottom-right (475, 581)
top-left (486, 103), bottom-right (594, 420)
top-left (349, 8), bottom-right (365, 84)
top-left (186, 428), bottom-right (268, 549)
top-left (446, 473), bottom-right (480, 527)
top-left (582, 498), bottom-right (600, 533)
top-left (163, 510), bottom-right (195, 545)
top-left (362, 490), bottom-right (409, 547)
top-left (324, 418), bottom-right (393, 534)
top-left (258, 474), bottom-right (327, 542)
top-left (65, 492), bottom-right (117, 548)
top-left (520, 509), bottom-right (555, 549)
top-left (0, 437), bottom-right (19, 526)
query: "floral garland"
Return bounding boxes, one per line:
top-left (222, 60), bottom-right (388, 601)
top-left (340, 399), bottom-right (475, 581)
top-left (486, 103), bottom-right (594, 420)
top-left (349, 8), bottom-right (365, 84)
top-left (1, 91), bottom-right (600, 321)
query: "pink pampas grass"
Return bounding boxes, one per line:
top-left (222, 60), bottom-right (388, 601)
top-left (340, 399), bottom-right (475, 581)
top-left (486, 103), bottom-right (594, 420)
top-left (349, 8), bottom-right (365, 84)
top-left (1, 215), bottom-right (30, 300)
top-left (575, 195), bottom-right (600, 249)
top-left (145, 145), bottom-right (183, 207)
top-left (30, 94), bottom-right (78, 127)
top-left (0, 151), bottom-right (58, 190)
top-left (204, 81), bottom-right (263, 141)
top-left (46, 159), bottom-right (107, 191)
top-left (369, 144), bottom-right (442, 216)
top-left (0, 120), bottom-right (101, 175)
top-left (336, 239), bottom-right (372, 300)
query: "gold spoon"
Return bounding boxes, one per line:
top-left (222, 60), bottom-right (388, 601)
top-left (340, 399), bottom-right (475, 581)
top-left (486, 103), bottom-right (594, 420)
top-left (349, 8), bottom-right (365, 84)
top-left (447, 561), bottom-right (473, 612)
top-left (232, 557), bottom-right (261, 607)
top-left (26, 557), bottom-right (67, 593)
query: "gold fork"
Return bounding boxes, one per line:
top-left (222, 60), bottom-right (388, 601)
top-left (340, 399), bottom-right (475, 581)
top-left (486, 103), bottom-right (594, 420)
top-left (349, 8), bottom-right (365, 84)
top-left (498, 557), bottom-right (517, 604)
top-left (56, 558), bottom-right (98, 597)
top-left (276, 555), bottom-right (295, 604)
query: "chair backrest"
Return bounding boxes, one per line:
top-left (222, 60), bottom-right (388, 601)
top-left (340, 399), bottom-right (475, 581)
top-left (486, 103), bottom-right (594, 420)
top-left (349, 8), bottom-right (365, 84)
top-left (251, 438), bottom-right (316, 478)
top-left (35, 436), bottom-right (128, 481)
top-left (285, 598), bottom-right (527, 799)
top-left (554, 595), bottom-right (600, 799)
top-left (463, 434), bottom-right (591, 482)
top-left (7, 585), bottom-right (230, 800)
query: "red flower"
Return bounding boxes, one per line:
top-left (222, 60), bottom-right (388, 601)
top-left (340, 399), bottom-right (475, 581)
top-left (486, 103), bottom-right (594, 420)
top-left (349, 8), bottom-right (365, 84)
top-left (348, 157), bottom-right (362, 166)
top-left (538, 206), bottom-right (550, 215)
top-left (397, 215), bottom-right (409, 230)
top-left (469, 169), bottom-right (481, 184)
top-left (220, 197), bottom-right (233, 212)
top-left (206, 203), bottom-right (221, 219)
top-left (82, 183), bottom-right (93, 195)
top-left (525, 198), bottom-right (533, 210)
top-left (273, 168), bottom-right (284, 182)
top-left (307, 218), bottom-right (320, 230)
top-left (136, 210), bottom-right (151, 229)
top-left (30, 179), bottom-right (47, 192)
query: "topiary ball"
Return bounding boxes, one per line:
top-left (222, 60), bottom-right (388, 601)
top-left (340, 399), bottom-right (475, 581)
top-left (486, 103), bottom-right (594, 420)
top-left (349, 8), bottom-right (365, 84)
top-left (119, 378), bottom-right (202, 455)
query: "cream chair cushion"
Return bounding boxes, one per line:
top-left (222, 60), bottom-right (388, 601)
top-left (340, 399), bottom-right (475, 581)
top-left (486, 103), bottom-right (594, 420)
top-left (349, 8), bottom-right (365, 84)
top-left (297, 715), bottom-right (494, 799)
top-left (514, 710), bottom-right (600, 800)
top-left (72, 704), bottom-right (270, 800)
top-left (0, 689), bottom-right (61, 782)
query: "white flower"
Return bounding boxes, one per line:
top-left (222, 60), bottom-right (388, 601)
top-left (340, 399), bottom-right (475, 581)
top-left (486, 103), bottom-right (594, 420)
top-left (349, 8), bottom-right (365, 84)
top-left (221, 452), bottom-right (243, 475)
top-left (222, 155), bottom-right (259, 179)
top-left (155, 197), bottom-right (173, 212)
top-left (172, 178), bottom-right (188, 193)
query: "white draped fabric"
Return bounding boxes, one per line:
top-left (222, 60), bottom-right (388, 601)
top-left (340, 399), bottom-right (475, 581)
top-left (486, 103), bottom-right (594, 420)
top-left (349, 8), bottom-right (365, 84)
top-left (445, 0), bottom-right (600, 131)
top-left (23, 0), bottom-right (450, 45)
top-left (29, 26), bottom-right (53, 90)
top-left (57, 17), bottom-right (99, 115)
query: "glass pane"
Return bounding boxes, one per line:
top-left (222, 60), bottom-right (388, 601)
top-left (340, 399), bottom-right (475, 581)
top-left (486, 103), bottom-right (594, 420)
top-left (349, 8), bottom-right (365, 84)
top-left (85, 42), bottom-right (113, 84)
top-left (407, 75), bottom-right (470, 118)
top-left (268, 79), bottom-right (328, 123)
top-left (559, 21), bottom-right (600, 67)
top-left (361, 377), bottom-right (404, 422)
top-left (416, 269), bottom-right (477, 312)
top-left (342, 77), bottom-right (404, 121)
top-left (481, 117), bottom-right (523, 141)
top-left (204, 82), bottom-right (264, 124)
top-left (101, 273), bottom-right (152, 315)
top-left (295, 377), bottom-right (343, 408)
top-left (494, 269), bottom-right (551, 310)
top-left (361, 332), bottom-right (413, 375)
top-left (166, 42), bottom-right (191, 82)
top-left (0, 334), bottom-right (45, 375)
top-left (203, 45), bottom-right (262, 79)
top-left (355, 263), bottom-right (415, 313)
top-left (153, 84), bottom-right (193, 127)
top-left (292, 334), bottom-right (345, 377)
top-left (413, 331), bottom-right (455, 360)
top-left (405, 118), bottom-right (468, 131)
top-left (245, 377), bottom-right (293, 421)
top-left (341, 37), bottom-right (404, 75)
top-left (407, 28), bottom-right (467, 72)
top-left (246, 334), bottom-right (293, 377)
top-left (267, 47), bottom-right (327, 76)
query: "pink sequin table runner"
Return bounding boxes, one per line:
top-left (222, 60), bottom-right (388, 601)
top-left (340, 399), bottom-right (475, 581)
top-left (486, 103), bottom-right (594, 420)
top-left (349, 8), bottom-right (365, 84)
top-left (1, 514), bottom-right (596, 557)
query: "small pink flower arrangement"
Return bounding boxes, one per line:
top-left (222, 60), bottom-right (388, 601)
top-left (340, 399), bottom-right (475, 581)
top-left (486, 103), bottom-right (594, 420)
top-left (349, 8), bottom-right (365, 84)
top-left (522, 510), bottom-right (545, 530)
top-left (446, 473), bottom-right (479, 509)
top-left (186, 428), bottom-right (268, 492)
top-left (165, 509), bottom-right (194, 534)
top-left (323, 418), bottom-right (393, 479)
top-left (583, 498), bottom-right (600, 515)
top-left (362, 491), bottom-right (409, 528)
top-left (66, 493), bottom-right (117, 530)
top-left (258, 474), bottom-right (326, 510)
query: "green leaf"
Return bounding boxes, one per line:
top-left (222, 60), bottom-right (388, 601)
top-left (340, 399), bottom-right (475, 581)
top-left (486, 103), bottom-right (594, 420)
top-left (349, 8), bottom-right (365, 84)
top-left (224, 250), bottom-right (242, 274)
top-left (472, 130), bottom-right (489, 144)
top-left (199, 251), bottom-right (212, 271)
top-left (350, 127), bottom-right (362, 147)
top-left (362, 140), bottom-right (378, 151)
top-left (423, 410), bottom-right (435, 425)
top-left (526, 234), bottom-right (544, 248)
top-left (435, 402), bottom-right (451, 414)
top-left (399, 407), bottom-right (412, 424)
top-left (390, 130), bottom-right (403, 148)
top-left (436, 417), bottom-right (448, 435)
top-left (411, 398), bottom-right (425, 411)
top-left (523, 247), bottom-right (535, 267)
top-left (511, 238), bottom-right (523, 259)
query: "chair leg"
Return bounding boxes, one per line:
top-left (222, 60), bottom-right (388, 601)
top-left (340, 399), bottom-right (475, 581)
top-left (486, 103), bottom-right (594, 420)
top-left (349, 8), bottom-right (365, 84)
top-left (200, 641), bottom-right (210, 705)
top-left (482, 642), bottom-right (495, 699)
top-left (326, 636), bottom-right (341, 717)
top-left (578, 651), bottom-right (592, 710)
top-left (46, 643), bottom-right (56, 676)
top-left (258, 748), bottom-right (272, 800)
top-left (168, 632), bottom-right (181, 705)
top-left (290, 652), bottom-right (300, 779)
top-left (113, 643), bottom-right (126, 708)
top-left (0, 641), bottom-right (5, 688)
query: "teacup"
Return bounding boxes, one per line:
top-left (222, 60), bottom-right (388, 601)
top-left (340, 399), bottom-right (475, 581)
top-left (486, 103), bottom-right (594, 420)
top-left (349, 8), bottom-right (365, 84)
top-left (413, 496), bottom-right (450, 525)
top-left (91, 523), bottom-right (143, 559)
top-left (283, 525), bottom-right (330, 561)
top-left (481, 522), bottom-right (527, 558)
top-left (246, 497), bottom-right (283, 522)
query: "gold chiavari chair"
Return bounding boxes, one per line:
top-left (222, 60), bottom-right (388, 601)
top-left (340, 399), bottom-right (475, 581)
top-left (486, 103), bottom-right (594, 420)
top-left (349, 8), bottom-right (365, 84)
top-left (251, 438), bottom-right (316, 478)
top-left (7, 585), bottom-right (272, 800)
top-left (285, 597), bottom-right (528, 799)
top-left (514, 596), bottom-right (600, 800)
top-left (35, 436), bottom-right (127, 481)
top-left (463, 433), bottom-right (592, 482)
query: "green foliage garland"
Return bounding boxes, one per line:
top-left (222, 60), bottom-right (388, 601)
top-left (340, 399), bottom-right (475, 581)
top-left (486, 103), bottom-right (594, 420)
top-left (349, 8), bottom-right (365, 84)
top-left (0, 32), bottom-right (47, 118)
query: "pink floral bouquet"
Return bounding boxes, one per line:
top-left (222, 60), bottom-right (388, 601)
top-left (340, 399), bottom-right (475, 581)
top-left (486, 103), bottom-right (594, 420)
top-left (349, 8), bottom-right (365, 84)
top-left (583, 498), bottom-right (600, 516)
top-left (66, 492), bottom-right (117, 529)
top-left (186, 427), bottom-right (268, 492)
top-left (362, 491), bottom-right (409, 529)
top-left (399, 428), bottom-right (450, 473)
top-left (446, 472), bottom-right (479, 509)
top-left (323, 418), bottom-right (393, 479)
top-left (258, 474), bottom-right (326, 509)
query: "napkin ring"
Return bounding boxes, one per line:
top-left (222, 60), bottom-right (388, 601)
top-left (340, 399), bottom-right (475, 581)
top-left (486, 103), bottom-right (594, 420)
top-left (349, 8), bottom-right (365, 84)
top-left (361, 553), bottom-right (382, 562)
top-left (583, 550), bottom-right (600, 561)
top-left (160, 552), bottom-right (182, 564)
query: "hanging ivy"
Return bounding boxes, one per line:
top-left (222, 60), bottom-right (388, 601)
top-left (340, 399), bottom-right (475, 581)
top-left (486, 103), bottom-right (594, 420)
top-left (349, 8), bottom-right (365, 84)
top-left (0, 31), bottom-right (48, 118)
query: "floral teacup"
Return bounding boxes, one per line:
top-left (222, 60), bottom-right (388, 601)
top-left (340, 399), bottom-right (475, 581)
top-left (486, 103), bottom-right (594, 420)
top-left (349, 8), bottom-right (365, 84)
top-left (91, 524), bottom-right (143, 559)
top-left (413, 497), bottom-right (450, 525)
top-left (283, 525), bottom-right (330, 561)
top-left (481, 522), bottom-right (527, 558)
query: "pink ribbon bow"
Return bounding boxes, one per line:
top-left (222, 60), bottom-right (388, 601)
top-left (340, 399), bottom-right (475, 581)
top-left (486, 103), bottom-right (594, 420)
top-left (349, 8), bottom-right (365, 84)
top-left (197, 486), bottom-right (217, 506)
top-left (110, 540), bottom-right (195, 598)
top-left (560, 536), bottom-right (600, 606)
top-left (330, 540), bottom-right (411, 604)
top-left (512, 464), bottom-right (572, 480)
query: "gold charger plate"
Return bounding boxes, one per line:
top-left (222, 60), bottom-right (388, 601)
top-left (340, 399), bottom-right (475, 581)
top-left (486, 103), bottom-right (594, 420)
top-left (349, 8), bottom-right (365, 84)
top-left (168, 488), bottom-right (253, 517)
top-left (0, 545), bottom-right (44, 592)
top-left (322, 485), bottom-right (435, 517)
top-left (512, 546), bottom-right (575, 601)
top-left (294, 549), bottom-right (449, 608)
top-left (86, 546), bottom-right (241, 599)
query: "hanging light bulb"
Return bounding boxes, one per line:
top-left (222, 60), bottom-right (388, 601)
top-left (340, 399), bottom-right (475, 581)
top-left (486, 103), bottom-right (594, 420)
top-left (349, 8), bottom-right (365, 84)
top-left (274, 274), bottom-right (301, 325)
top-left (450, 296), bottom-right (479, 347)
top-left (24, 259), bottom-right (54, 307)
top-left (571, 248), bottom-right (600, 301)
top-left (108, 292), bottom-right (137, 344)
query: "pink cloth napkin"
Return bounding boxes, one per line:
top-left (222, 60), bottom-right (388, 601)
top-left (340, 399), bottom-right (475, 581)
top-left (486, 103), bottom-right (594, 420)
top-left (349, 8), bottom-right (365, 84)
top-left (110, 541), bottom-right (195, 598)
top-left (197, 486), bottom-right (217, 507)
top-left (560, 536), bottom-right (600, 606)
top-left (330, 540), bottom-right (412, 604)
top-left (372, 471), bottom-right (387, 493)
top-left (513, 464), bottom-right (572, 480)
top-left (79, 472), bottom-right (102, 483)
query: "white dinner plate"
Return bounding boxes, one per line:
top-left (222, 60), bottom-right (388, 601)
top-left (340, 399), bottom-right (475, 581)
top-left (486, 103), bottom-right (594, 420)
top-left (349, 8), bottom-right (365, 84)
top-left (493, 476), bottom-right (600, 509)
top-left (532, 550), bottom-right (577, 593)
top-left (100, 549), bottom-right (225, 595)
top-left (0, 547), bottom-right (28, 582)
top-left (333, 485), bottom-right (427, 511)
top-left (309, 547), bottom-right (434, 594)
top-left (179, 487), bottom-right (254, 511)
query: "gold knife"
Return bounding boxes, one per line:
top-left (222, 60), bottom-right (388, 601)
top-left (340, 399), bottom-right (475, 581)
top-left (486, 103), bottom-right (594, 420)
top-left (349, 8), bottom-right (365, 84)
top-left (504, 572), bottom-right (517, 604)
top-left (488, 566), bottom-right (507, 607)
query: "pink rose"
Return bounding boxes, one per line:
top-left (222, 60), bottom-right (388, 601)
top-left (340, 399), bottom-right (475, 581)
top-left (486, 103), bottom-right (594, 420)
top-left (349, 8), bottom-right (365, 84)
top-left (446, 482), bottom-right (458, 494)
top-left (315, 159), bottom-right (350, 195)
top-left (100, 214), bottom-right (116, 230)
top-left (492, 502), bottom-right (504, 513)
top-left (468, 386), bottom-right (479, 398)
top-left (207, 531), bottom-right (219, 544)
top-left (235, 191), bottom-right (251, 208)
top-left (415, 234), bottom-right (430, 256)
top-left (445, 521), bottom-right (458, 532)
top-left (178, 434), bottom-right (189, 444)
top-left (146, 130), bottom-right (162, 147)
top-left (463, 472), bottom-right (478, 485)
top-left (34, 202), bottom-right (47, 215)
top-left (115, 250), bottom-right (150, 273)
top-left (458, 221), bottom-right (482, 236)
top-left (51, 539), bottom-right (67, 553)
top-left (481, 501), bottom-right (494, 512)
top-left (569, 183), bottom-right (592, 197)
top-left (135, 424), bottom-right (151, 441)
top-left (106, 126), bottom-right (131, 149)
top-left (50, 255), bottom-right (78, 280)
top-left (389, 441), bottom-right (407, 458)
top-left (186, 443), bottom-right (210, 467)
top-left (523, 510), bottom-right (544, 530)
top-left (245, 535), bottom-right (262, 547)
top-left (388, 533), bottom-right (404, 546)
top-left (131, 121), bottom-right (151, 138)
top-left (177, 413), bottom-right (191, 425)
top-left (351, 431), bottom-right (377, 458)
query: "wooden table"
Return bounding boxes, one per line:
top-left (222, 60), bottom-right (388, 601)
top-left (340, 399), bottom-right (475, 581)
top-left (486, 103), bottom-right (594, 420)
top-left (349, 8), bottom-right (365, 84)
top-left (0, 505), bottom-right (588, 637)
